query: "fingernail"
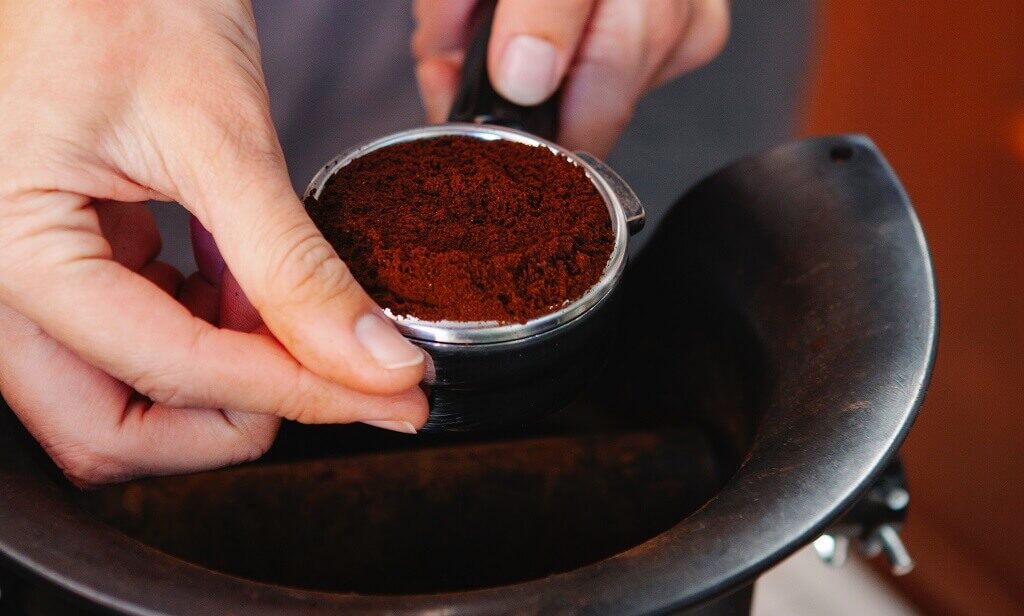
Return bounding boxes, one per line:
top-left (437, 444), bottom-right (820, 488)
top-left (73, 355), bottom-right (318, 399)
top-left (363, 420), bottom-right (418, 434)
top-left (497, 35), bottom-right (558, 105)
top-left (355, 313), bottom-right (424, 370)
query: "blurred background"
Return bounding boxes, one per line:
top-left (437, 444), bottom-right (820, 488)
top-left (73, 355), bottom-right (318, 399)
top-left (799, 2), bottom-right (1023, 613)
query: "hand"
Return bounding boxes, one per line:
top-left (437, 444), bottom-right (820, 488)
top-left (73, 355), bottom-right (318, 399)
top-left (413, 0), bottom-right (730, 156)
top-left (0, 0), bottom-right (427, 487)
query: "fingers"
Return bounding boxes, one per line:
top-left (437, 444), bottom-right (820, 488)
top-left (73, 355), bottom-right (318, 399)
top-left (412, 0), bottom-right (477, 58)
top-left (218, 268), bottom-right (422, 434)
top-left (216, 267), bottom-right (427, 427)
top-left (189, 215), bottom-right (224, 285)
top-left (557, 0), bottom-right (649, 155)
top-left (218, 266), bottom-right (264, 334)
top-left (178, 272), bottom-right (220, 323)
top-left (0, 242), bottom-right (424, 488)
top-left (184, 216), bottom-right (222, 322)
top-left (416, 55), bottom-right (462, 123)
top-left (0, 299), bottom-right (279, 487)
top-left (650, 0), bottom-right (730, 88)
top-left (412, 0), bottom-right (597, 118)
top-left (139, 260), bottom-right (183, 297)
top-left (412, 0), bottom-right (729, 155)
top-left (412, 0), bottom-right (476, 123)
top-left (186, 133), bottom-right (426, 398)
top-left (488, 0), bottom-right (597, 105)
top-left (557, 0), bottom-right (729, 155)
top-left (0, 191), bottom-right (427, 427)
top-left (99, 202), bottom-right (216, 321)
top-left (213, 265), bottom-right (426, 429)
top-left (94, 200), bottom-right (162, 270)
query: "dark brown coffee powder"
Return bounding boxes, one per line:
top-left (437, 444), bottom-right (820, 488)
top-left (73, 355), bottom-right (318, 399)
top-left (304, 135), bottom-right (614, 323)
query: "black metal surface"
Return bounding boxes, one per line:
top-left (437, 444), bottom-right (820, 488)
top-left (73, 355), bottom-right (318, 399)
top-left (0, 135), bottom-right (936, 614)
top-left (421, 286), bottom-right (620, 431)
top-left (78, 428), bottom-right (728, 596)
top-left (446, 0), bottom-right (560, 140)
top-left (679, 586), bottom-right (754, 616)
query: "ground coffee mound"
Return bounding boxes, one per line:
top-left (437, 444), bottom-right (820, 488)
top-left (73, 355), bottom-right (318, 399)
top-left (305, 136), bottom-right (614, 323)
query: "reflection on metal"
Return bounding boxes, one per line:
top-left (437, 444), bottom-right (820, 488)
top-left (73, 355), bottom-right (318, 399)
top-left (303, 123), bottom-right (638, 345)
top-left (813, 534), bottom-right (850, 567)
top-left (885, 488), bottom-right (910, 511)
top-left (868, 525), bottom-right (915, 576)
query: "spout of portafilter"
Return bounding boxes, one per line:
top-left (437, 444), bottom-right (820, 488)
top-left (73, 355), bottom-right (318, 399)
top-left (446, 0), bottom-right (561, 141)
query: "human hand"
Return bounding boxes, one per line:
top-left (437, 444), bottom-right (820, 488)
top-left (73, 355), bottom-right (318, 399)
top-left (413, 0), bottom-right (730, 156)
top-left (0, 0), bottom-right (427, 487)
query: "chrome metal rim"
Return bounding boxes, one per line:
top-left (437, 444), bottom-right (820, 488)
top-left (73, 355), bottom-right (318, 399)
top-left (305, 123), bottom-right (630, 344)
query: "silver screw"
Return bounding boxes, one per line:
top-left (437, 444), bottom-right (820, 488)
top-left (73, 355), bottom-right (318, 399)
top-left (875, 524), bottom-right (915, 576)
top-left (885, 487), bottom-right (910, 511)
top-left (813, 533), bottom-right (850, 567)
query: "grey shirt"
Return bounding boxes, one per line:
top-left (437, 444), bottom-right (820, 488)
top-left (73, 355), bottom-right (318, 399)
top-left (155, 0), bottom-right (812, 270)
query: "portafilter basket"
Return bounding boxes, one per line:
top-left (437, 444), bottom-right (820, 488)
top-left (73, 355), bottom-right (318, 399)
top-left (303, 2), bottom-right (644, 430)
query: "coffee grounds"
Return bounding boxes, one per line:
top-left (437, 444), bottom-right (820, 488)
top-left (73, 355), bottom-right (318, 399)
top-left (304, 136), bottom-right (614, 323)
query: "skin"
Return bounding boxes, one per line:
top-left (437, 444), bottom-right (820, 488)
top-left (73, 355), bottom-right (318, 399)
top-left (0, 0), bottom-right (728, 487)
top-left (414, 0), bottom-right (730, 156)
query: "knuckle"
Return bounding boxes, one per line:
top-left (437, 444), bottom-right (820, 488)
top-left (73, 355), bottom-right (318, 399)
top-left (0, 193), bottom-right (109, 290)
top-left (225, 416), bottom-right (277, 463)
top-left (281, 406), bottom-right (316, 425)
top-left (275, 369), bottom-right (357, 425)
top-left (46, 440), bottom-right (127, 488)
top-left (127, 365), bottom-right (190, 408)
top-left (196, 104), bottom-right (280, 176)
top-left (161, 93), bottom-right (282, 214)
top-left (278, 372), bottom-right (332, 425)
top-left (130, 373), bottom-right (189, 408)
top-left (269, 228), bottom-right (358, 307)
top-left (680, 0), bottom-right (731, 70)
top-left (578, 31), bottom-right (639, 75)
top-left (279, 400), bottom-right (321, 424)
top-left (126, 323), bottom-right (209, 408)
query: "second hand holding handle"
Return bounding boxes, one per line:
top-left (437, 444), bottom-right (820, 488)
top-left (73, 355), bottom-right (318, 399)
top-left (446, 0), bottom-right (561, 141)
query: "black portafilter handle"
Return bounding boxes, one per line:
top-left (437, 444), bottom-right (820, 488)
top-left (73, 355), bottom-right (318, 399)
top-left (446, 0), bottom-right (561, 141)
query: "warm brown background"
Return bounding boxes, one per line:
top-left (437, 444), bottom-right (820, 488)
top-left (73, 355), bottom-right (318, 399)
top-left (801, 2), bottom-right (1024, 614)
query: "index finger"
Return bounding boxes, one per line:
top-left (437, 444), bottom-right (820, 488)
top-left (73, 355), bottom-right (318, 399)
top-left (412, 0), bottom-right (477, 59)
top-left (0, 192), bottom-right (427, 427)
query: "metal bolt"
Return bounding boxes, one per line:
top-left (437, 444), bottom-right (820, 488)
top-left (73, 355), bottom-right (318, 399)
top-left (813, 533), bottom-right (849, 567)
top-left (875, 524), bottom-right (915, 576)
top-left (885, 487), bottom-right (910, 511)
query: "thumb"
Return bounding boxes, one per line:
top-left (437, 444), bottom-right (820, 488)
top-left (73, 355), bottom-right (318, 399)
top-left (487, 0), bottom-right (596, 105)
top-left (188, 152), bottom-right (425, 397)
